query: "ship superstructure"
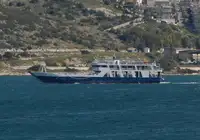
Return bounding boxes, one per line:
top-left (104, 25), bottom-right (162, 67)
top-left (90, 59), bottom-right (163, 78)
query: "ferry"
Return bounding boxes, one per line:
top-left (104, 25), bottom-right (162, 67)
top-left (29, 58), bottom-right (166, 84)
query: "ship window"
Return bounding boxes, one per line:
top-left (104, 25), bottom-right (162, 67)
top-left (137, 66), bottom-right (142, 70)
top-left (123, 71), bottom-right (128, 77)
top-left (147, 66), bottom-right (152, 70)
top-left (104, 73), bottom-right (109, 77)
top-left (139, 72), bottom-right (143, 77)
top-left (135, 71), bottom-right (139, 78)
top-left (125, 71), bottom-right (132, 78)
top-left (112, 71), bottom-right (114, 77)
top-left (135, 71), bottom-right (142, 77)
top-left (112, 65), bottom-right (119, 70)
top-left (153, 66), bottom-right (158, 70)
top-left (128, 66), bottom-right (133, 70)
top-left (142, 66), bottom-right (150, 70)
top-left (112, 71), bottom-right (119, 77)
top-left (109, 65), bottom-right (114, 68)
top-left (111, 71), bottom-right (120, 77)
top-left (94, 71), bottom-right (101, 75)
top-left (142, 66), bottom-right (145, 70)
top-left (92, 65), bottom-right (100, 68)
top-left (113, 71), bottom-right (118, 77)
top-left (157, 72), bottom-right (161, 77)
top-left (121, 66), bottom-right (127, 70)
top-left (110, 65), bottom-right (119, 70)
top-left (101, 65), bottom-right (107, 68)
top-left (137, 66), bottom-right (151, 70)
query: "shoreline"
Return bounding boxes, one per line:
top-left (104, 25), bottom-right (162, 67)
top-left (0, 71), bottom-right (200, 76)
top-left (163, 73), bottom-right (200, 76)
top-left (0, 72), bottom-right (31, 76)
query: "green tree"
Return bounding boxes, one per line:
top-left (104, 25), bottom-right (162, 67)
top-left (181, 36), bottom-right (190, 48)
top-left (196, 38), bottom-right (200, 49)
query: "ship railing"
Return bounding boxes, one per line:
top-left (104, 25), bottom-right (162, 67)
top-left (121, 68), bottom-right (136, 70)
top-left (110, 68), bottom-right (120, 70)
top-left (120, 62), bottom-right (152, 65)
top-left (92, 60), bottom-right (154, 65)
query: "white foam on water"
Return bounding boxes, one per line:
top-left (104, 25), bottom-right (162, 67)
top-left (172, 82), bottom-right (199, 85)
top-left (159, 81), bottom-right (200, 85)
top-left (160, 82), bottom-right (171, 84)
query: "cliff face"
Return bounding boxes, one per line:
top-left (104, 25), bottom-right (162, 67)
top-left (0, 0), bottom-right (125, 50)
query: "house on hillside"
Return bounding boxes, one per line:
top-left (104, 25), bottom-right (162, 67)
top-left (178, 50), bottom-right (200, 63)
top-left (164, 47), bottom-right (195, 58)
top-left (124, 0), bottom-right (142, 5)
top-left (157, 48), bottom-right (164, 53)
top-left (127, 47), bottom-right (138, 52)
top-left (178, 50), bottom-right (193, 61)
top-left (143, 47), bottom-right (150, 53)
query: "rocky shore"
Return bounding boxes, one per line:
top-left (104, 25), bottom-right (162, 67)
top-left (0, 71), bottom-right (30, 76)
top-left (163, 73), bottom-right (200, 76)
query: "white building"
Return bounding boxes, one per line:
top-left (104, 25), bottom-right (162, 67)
top-left (127, 47), bottom-right (138, 52)
top-left (146, 0), bottom-right (156, 7)
top-left (143, 47), bottom-right (150, 53)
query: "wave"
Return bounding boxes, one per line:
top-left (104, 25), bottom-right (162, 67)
top-left (73, 132), bottom-right (138, 138)
top-left (65, 108), bottom-right (136, 115)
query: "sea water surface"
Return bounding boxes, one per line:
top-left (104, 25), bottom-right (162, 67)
top-left (0, 76), bottom-right (200, 140)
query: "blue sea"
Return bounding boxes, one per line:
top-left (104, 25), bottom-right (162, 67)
top-left (0, 76), bottom-right (200, 140)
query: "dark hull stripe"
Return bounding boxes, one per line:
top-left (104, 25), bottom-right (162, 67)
top-left (30, 72), bottom-right (165, 84)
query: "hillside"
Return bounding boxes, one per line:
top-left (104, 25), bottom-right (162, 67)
top-left (110, 21), bottom-right (200, 51)
top-left (0, 0), bottom-right (126, 50)
top-left (0, 0), bottom-right (198, 51)
top-left (0, 0), bottom-right (200, 74)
